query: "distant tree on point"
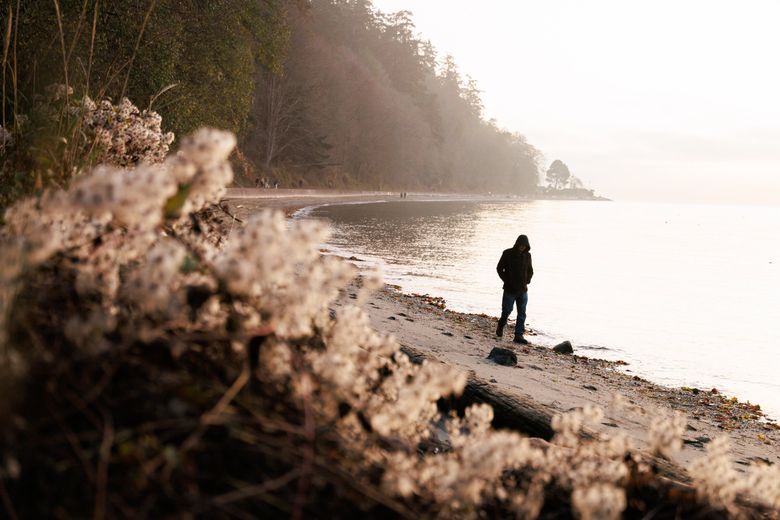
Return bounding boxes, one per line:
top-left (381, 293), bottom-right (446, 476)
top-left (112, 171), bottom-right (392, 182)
top-left (546, 159), bottom-right (571, 189)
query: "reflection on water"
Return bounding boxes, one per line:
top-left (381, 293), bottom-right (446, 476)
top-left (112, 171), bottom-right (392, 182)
top-left (311, 200), bottom-right (780, 420)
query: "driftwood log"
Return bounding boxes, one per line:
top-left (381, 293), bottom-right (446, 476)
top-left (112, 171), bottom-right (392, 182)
top-left (462, 375), bottom-right (556, 439)
top-left (399, 345), bottom-right (780, 518)
top-left (401, 344), bottom-right (555, 439)
top-left (399, 345), bottom-right (690, 479)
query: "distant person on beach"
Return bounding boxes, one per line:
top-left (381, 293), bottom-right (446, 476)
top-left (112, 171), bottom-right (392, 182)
top-left (496, 235), bottom-right (534, 344)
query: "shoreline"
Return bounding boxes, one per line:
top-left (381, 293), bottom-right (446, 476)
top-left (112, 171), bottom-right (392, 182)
top-left (359, 286), bottom-right (779, 468)
top-left (222, 187), bottom-right (607, 215)
top-left (222, 188), bottom-right (780, 469)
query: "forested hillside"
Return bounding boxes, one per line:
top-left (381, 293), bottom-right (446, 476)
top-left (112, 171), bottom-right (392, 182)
top-left (2, 0), bottom-right (540, 204)
top-left (244, 1), bottom-right (541, 192)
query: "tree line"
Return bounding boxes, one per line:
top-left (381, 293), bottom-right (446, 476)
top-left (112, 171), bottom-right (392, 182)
top-left (245, 1), bottom-right (542, 193)
top-left (2, 0), bottom-right (543, 199)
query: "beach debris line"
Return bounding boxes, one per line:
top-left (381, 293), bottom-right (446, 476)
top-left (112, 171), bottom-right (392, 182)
top-left (411, 292), bottom-right (446, 309)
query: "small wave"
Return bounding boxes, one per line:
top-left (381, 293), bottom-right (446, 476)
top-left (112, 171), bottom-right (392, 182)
top-left (401, 271), bottom-right (446, 279)
top-left (292, 200), bottom-right (376, 219)
top-left (575, 344), bottom-right (613, 352)
top-left (296, 199), bottom-right (395, 220)
top-left (291, 206), bottom-right (316, 219)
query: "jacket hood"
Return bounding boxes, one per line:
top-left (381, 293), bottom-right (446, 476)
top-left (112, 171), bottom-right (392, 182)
top-left (514, 234), bottom-right (530, 251)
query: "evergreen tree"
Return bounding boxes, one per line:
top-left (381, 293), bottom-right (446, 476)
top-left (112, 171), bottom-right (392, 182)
top-left (546, 159), bottom-right (571, 189)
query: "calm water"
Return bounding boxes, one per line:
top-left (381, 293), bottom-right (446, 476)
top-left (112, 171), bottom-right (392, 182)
top-left (307, 200), bottom-right (780, 420)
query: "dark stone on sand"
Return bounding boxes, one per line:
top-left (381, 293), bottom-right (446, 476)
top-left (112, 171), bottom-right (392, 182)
top-left (387, 316), bottom-right (396, 320)
top-left (441, 331), bottom-right (454, 337)
top-left (488, 347), bottom-right (517, 367)
top-left (683, 436), bottom-right (711, 449)
top-left (583, 385), bottom-right (598, 392)
top-left (553, 341), bottom-right (574, 354)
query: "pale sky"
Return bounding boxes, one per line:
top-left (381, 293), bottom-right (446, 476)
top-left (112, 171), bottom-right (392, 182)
top-left (371, 0), bottom-right (780, 205)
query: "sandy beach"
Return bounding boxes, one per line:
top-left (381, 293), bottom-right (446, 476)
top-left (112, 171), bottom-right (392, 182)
top-left (355, 287), bottom-right (780, 469)
top-left (222, 187), bottom-right (531, 217)
top-left (223, 189), bottom-right (780, 472)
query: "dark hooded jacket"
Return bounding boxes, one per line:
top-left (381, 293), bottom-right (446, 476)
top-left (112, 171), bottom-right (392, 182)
top-left (497, 235), bottom-right (534, 293)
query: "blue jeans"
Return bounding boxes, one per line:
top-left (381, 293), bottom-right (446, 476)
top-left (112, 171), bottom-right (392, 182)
top-left (499, 290), bottom-right (528, 338)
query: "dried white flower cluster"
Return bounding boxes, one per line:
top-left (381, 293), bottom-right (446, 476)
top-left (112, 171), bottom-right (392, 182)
top-left (79, 96), bottom-right (175, 166)
top-left (689, 435), bottom-right (780, 512)
top-left (69, 163), bottom-right (177, 228)
top-left (689, 436), bottom-right (743, 510)
top-left (3, 122), bottom-right (475, 505)
top-left (169, 129), bottom-right (236, 215)
top-left (259, 294), bottom-right (472, 450)
top-left (122, 239), bottom-right (187, 314)
top-left (366, 352), bottom-right (466, 439)
top-left (214, 211), bottom-right (351, 337)
top-left (380, 400), bottom-right (631, 519)
top-left (571, 483), bottom-right (626, 520)
top-left (648, 409), bottom-right (687, 457)
top-left (3, 127), bottom-right (234, 263)
top-left (549, 405), bottom-right (630, 520)
top-left (743, 463), bottom-right (780, 510)
top-left (3, 114), bottom-right (779, 518)
top-left (0, 127), bottom-right (236, 362)
top-left (382, 404), bottom-right (546, 515)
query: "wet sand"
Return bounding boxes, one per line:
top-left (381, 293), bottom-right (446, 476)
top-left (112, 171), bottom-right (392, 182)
top-left (223, 189), bottom-right (780, 471)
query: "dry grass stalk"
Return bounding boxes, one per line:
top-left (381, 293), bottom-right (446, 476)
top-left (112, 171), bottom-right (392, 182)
top-left (2, 4), bottom-right (12, 129)
top-left (120, 0), bottom-right (158, 99)
top-left (86, 0), bottom-right (98, 96)
top-left (52, 0), bottom-right (70, 108)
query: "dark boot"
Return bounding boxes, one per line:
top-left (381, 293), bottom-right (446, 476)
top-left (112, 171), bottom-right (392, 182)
top-left (513, 335), bottom-right (529, 345)
top-left (496, 320), bottom-right (505, 338)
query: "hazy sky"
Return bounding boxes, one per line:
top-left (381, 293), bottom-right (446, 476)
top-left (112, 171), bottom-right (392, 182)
top-left (371, 0), bottom-right (780, 205)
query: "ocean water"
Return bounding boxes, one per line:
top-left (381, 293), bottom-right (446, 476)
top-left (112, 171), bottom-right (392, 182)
top-left (307, 199), bottom-right (780, 420)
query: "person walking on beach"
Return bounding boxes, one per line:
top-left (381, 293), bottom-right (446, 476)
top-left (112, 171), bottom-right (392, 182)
top-left (496, 234), bottom-right (533, 344)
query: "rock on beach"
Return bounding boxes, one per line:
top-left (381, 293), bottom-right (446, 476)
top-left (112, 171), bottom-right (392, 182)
top-left (488, 347), bottom-right (518, 366)
top-left (553, 341), bottom-right (574, 354)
